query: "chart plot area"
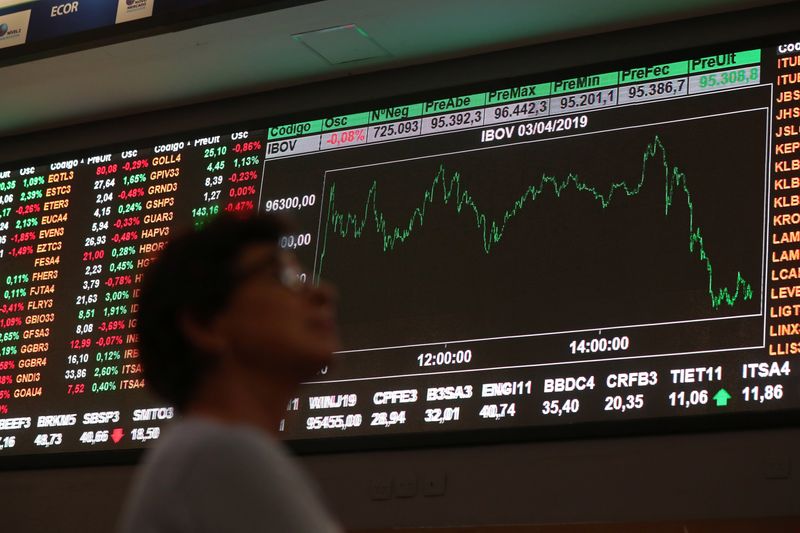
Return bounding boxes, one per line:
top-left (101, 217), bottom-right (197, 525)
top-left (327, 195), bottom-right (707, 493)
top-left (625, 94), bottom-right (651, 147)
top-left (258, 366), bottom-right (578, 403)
top-left (317, 110), bottom-right (767, 350)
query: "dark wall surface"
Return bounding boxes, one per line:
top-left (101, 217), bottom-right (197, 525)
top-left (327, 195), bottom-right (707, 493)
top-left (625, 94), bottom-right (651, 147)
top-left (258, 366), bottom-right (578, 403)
top-left (4, 428), bottom-right (799, 531)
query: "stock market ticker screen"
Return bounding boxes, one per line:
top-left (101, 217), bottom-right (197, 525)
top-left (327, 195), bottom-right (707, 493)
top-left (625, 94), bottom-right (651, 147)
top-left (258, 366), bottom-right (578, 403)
top-left (0, 38), bottom-right (799, 460)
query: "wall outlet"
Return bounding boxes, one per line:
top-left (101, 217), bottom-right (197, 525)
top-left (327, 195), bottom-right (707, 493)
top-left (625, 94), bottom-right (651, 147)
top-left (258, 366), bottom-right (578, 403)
top-left (394, 474), bottom-right (418, 498)
top-left (763, 457), bottom-right (791, 479)
top-left (368, 477), bottom-right (392, 500)
top-left (422, 472), bottom-right (447, 497)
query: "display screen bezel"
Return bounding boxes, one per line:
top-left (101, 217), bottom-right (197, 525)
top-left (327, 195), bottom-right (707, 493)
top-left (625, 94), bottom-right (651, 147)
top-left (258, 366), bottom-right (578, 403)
top-left (1, 25), bottom-right (799, 469)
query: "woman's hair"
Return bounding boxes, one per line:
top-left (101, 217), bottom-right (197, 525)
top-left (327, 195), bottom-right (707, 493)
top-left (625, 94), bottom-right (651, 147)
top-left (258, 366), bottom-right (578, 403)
top-left (137, 214), bottom-right (286, 409)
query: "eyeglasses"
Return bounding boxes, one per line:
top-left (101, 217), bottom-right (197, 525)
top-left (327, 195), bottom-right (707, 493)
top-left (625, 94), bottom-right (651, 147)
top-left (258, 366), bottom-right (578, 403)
top-left (276, 263), bottom-right (308, 292)
top-left (234, 252), bottom-right (309, 292)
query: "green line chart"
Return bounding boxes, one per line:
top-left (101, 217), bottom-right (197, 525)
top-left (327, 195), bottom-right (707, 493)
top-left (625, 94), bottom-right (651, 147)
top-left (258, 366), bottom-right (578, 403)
top-left (317, 135), bottom-right (754, 311)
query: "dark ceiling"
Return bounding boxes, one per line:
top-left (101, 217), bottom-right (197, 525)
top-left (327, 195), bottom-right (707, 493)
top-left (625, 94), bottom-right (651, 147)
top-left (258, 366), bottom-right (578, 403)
top-left (0, 0), bottom-right (789, 138)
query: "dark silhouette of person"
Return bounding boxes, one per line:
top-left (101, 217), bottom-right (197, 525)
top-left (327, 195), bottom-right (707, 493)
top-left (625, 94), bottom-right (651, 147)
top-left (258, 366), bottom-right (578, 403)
top-left (118, 214), bottom-right (342, 532)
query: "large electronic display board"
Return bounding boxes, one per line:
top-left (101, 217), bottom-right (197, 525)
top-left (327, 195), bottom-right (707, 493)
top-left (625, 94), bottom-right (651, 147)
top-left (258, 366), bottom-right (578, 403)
top-left (0, 33), bottom-right (799, 461)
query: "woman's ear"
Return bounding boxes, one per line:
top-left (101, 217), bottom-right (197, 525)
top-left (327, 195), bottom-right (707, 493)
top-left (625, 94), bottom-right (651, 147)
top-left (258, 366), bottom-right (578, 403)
top-left (179, 312), bottom-right (228, 360)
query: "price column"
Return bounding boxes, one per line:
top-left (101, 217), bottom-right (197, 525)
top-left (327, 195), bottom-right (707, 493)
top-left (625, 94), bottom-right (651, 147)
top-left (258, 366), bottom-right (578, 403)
top-left (68, 158), bottom-right (122, 398)
top-left (191, 133), bottom-right (261, 228)
top-left (192, 140), bottom-right (224, 226)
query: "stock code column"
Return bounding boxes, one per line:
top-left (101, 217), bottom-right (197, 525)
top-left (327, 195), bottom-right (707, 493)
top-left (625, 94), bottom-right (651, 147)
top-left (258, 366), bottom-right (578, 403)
top-left (770, 44), bottom-right (800, 356)
top-left (0, 162), bottom-right (73, 450)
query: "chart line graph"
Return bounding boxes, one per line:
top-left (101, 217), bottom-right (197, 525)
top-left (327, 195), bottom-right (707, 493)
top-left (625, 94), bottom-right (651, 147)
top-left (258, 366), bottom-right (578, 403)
top-left (318, 134), bottom-right (753, 310)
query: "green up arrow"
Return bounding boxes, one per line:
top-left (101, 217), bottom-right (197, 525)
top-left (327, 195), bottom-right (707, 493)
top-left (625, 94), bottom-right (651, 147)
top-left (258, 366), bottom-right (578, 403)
top-left (713, 388), bottom-right (732, 407)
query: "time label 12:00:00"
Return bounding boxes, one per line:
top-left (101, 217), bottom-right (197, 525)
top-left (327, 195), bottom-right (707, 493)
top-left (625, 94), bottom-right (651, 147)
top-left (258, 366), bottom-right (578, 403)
top-left (418, 349), bottom-right (473, 367)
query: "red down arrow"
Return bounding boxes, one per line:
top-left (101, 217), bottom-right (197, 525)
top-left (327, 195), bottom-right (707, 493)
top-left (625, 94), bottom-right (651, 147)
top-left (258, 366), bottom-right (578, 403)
top-left (111, 428), bottom-right (124, 444)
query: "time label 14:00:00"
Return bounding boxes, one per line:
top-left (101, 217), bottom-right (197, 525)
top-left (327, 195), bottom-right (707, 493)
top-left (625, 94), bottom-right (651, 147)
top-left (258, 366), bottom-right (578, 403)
top-left (569, 336), bottom-right (630, 355)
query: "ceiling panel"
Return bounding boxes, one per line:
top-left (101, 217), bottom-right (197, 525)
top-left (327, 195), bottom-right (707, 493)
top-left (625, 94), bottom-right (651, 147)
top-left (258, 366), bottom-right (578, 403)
top-left (0, 0), bottom-right (789, 138)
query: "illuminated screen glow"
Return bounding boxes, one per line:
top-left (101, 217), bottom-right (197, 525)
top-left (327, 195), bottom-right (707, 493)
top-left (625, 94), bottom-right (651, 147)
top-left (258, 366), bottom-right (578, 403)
top-left (0, 40), bottom-right (798, 459)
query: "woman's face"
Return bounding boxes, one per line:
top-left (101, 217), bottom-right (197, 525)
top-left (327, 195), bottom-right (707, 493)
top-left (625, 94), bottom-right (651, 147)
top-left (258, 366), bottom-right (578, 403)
top-left (214, 243), bottom-right (340, 378)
